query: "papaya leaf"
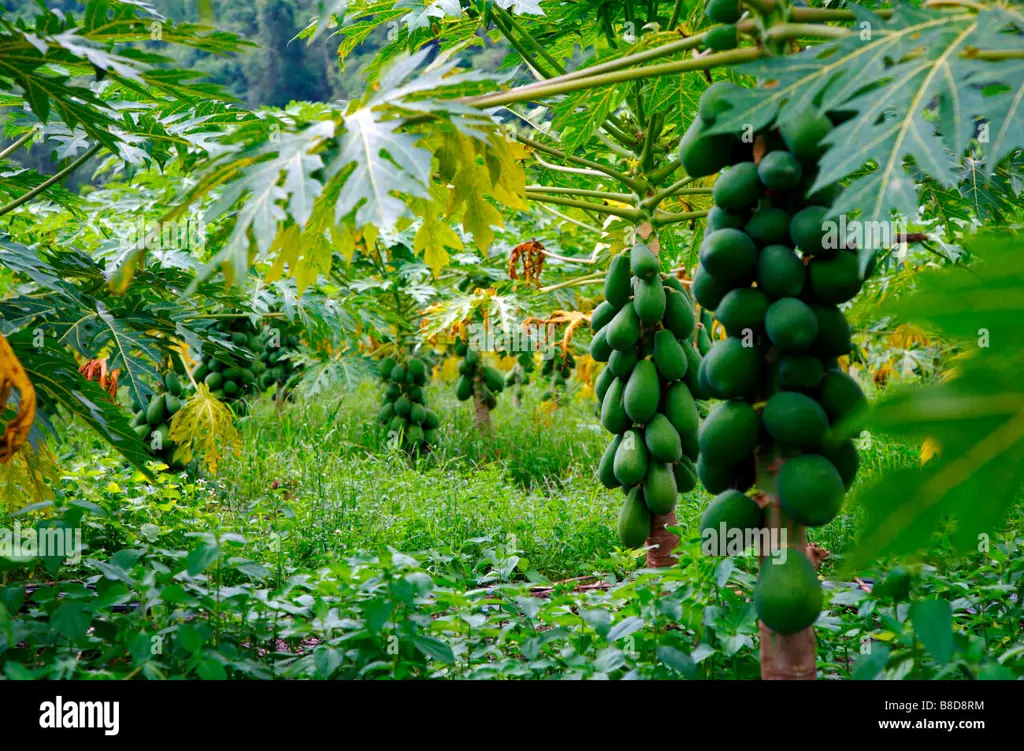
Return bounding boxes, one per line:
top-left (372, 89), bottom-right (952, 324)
top-left (850, 231), bottom-right (1024, 567)
top-left (0, 442), bottom-right (58, 513)
top-left (10, 333), bottom-right (153, 477)
top-left (168, 384), bottom-right (241, 474)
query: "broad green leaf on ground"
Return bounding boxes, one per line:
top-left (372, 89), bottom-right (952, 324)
top-left (850, 231), bottom-right (1024, 567)
top-left (909, 599), bottom-right (954, 664)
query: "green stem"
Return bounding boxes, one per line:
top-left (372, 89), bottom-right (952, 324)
top-left (639, 113), bottom-right (662, 173)
top-left (492, 11), bottom-right (553, 77)
top-left (765, 23), bottom-right (859, 41)
top-left (470, 47), bottom-right (764, 110)
top-left (517, 133), bottom-right (646, 193)
top-left (525, 191), bottom-right (642, 220)
top-left (0, 144), bottom-right (102, 217)
top-left (643, 175), bottom-right (697, 209)
top-left (494, 4), bottom-right (566, 75)
top-left (526, 185), bottom-right (635, 203)
top-left (789, 6), bottom-right (894, 22)
top-left (0, 131), bottom-right (35, 162)
top-left (652, 208), bottom-right (709, 226)
top-left (668, 0), bottom-right (684, 28)
top-left (647, 158), bottom-right (682, 186)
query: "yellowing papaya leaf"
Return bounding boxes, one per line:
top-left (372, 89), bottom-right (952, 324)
top-left (921, 437), bottom-right (941, 465)
top-left (0, 333), bottom-right (36, 462)
top-left (0, 441), bottom-right (57, 512)
top-left (168, 384), bottom-right (241, 474)
top-left (413, 199), bottom-right (462, 276)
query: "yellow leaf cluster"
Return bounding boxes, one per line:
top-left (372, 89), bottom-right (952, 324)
top-left (0, 441), bottom-right (58, 512)
top-left (168, 384), bottom-right (241, 474)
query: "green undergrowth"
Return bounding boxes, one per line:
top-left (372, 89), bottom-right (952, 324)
top-left (0, 379), bottom-right (1021, 680)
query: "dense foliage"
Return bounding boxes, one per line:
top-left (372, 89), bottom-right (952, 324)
top-left (0, 0), bottom-right (1021, 681)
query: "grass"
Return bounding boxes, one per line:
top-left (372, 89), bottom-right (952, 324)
top-left (1, 377), bottom-right (1022, 680)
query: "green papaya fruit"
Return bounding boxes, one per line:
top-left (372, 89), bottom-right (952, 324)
top-left (744, 207), bottom-right (791, 245)
top-left (699, 399), bottom-right (760, 466)
top-left (146, 394), bottom-right (167, 427)
top-left (691, 262), bottom-right (731, 311)
top-left (664, 381), bottom-right (700, 437)
top-left (756, 245), bottom-right (806, 299)
top-left (699, 489), bottom-right (763, 556)
top-left (409, 403), bottom-right (426, 425)
top-left (762, 391), bottom-right (830, 450)
top-left (623, 360), bottom-right (660, 424)
top-left (789, 205), bottom-right (830, 257)
top-left (765, 298), bottom-right (819, 352)
top-left (630, 242), bottom-right (659, 280)
top-left (705, 24), bottom-right (738, 52)
top-left (663, 288), bottom-right (696, 339)
top-left (821, 438), bottom-right (859, 490)
top-left (778, 355), bottom-right (824, 391)
top-left (704, 337), bottom-right (761, 399)
top-left (609, 347), bottom-right (639, 380)
top-left (604, 254), bottom-right (633, 309)
top-left (809, 251), bottom-right (861, 304)
top-left (678, 116), bottom-right (737, 178)
top-left (606, 303), bottom-right (642, 352)
top-left (705, 0), bottom-right (741, 24)
top-left (617, 488), bottom-right (652, 548)
top-left (455, 375), bottom-right (473, 401)
top-left (811, 305), bottom-right (852, 358)
top-left (757, 150), bottom-right (803, 190)
top-left (379, 403), bottom-right (395, 424)
top-left (600, 377), bottom-right (630, 434)
top-left (779, 108), bottom-right (834, 160)
top-left (613, 429), bottom-right (649, 487)
top-left (645, 412), bottom-right (683, 463)
top-left (595, 365), bottom-right (616, 404)
top-left (591, 300), bottom-right (618, 331)
top-left (715, 287), bottom-right (770, 337)
top-left (699, 228), bottom-right (757, 283)
top-left (652, 329), bottom-right (688, 382)
top-left (777, 454), bottom-right (845, 527)
top-left (394, 395), bottom-right (411, 417)
top-left (590, 327), bottom-right (613, 362)
top-left (698, 80), bottom-right (738, 125)
top-left (818, 370), bottom-right (867, 430)
top-left (673, 456), bottom-right (698, 493)
top-left (598, 435), bottom-right (623, 489)
top-left (632, 275), bottom-right (667, 326)
top-left (712, 162), bottom-right (761, 210)
top-left (754, 550), bottom-right (823, 634)
top-left (643, 462), bottom-right (678, 515)
top-left (483, 366), bottom-right (505, 393)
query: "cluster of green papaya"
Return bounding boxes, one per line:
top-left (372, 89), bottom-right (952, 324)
top-left (703, 0), bottom-right (742, 51)
top-left (684, 81), bottom-right (869, 635)
top-left (590, 242), bottom-right (705, 549)
top-left (540, 348), bottom-right (574, 402)
top-left (258, 326), bottom-right (303, 392)
top-left (191, 318), bottom-right (265, 413)
top-left (504, 351), bottom-right (536, 403)
top-left (376, 356), bottom-right (439, 451)
top-left (129, 364), bottom-right (191, 469)
top-left (454, 340), bottom-right (505, 410)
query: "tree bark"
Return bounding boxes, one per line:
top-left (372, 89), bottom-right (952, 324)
top-left (759, 621), bottom-right (817, 680)
top-left (472, 378), bottom-right (492, 432)
top-left (645, 511), bottom-right (678, 568)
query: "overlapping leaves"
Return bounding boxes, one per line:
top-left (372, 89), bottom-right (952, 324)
top-left (851, 230), bottom-right (1024, 566)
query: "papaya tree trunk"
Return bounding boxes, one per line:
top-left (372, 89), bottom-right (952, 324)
top-left (645, 511), bottom-right (678, 568)
top-left (757, 466), bottom-right (817, 680)
top-left (472, 378), bottom-right (492, 432)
